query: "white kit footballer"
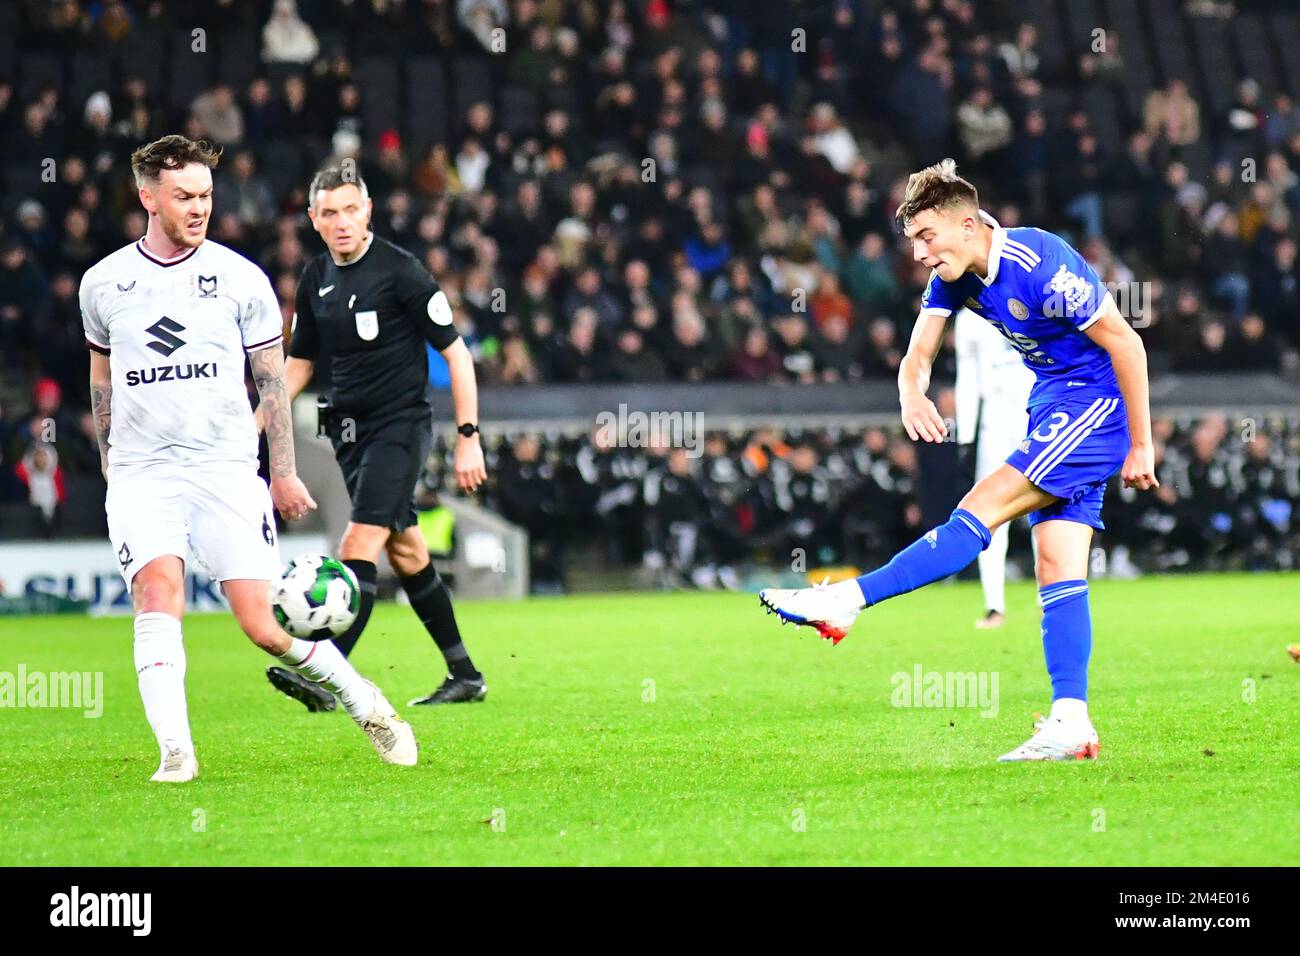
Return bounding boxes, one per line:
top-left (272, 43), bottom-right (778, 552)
top-left (80, 238), bottom-right (285, 585)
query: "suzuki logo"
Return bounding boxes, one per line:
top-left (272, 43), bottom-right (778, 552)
top-left (145, 316), bottom-right (187, 356)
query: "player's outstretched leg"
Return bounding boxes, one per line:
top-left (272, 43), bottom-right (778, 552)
top-left (998, 519), bottom-right (1099, 762)
top-left (759, 507), bottom-right (992, 643)
top-left (226, 579), bottom-right (418, 766)
top-left (759, 464), bottom-right (1051, 643)
top-left (130, 557), bottom-right (199, 783)
top-left (387, 527), bottom-right (487, 705)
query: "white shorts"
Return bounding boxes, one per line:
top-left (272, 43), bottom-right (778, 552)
top-left (976, 411), bottom-right (1031, 481)
top-left (105, 461), bottom-right (281, 586)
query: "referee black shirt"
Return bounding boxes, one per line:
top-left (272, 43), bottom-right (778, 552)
top-left (289, 234), bottom-right (460, 418)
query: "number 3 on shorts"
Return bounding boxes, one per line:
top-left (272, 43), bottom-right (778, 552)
top-left (1031, 411), bottom-right (1070, 443)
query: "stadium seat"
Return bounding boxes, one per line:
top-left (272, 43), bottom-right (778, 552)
top-left (0, 30), bottom-right (15, 79)
top-left (69, 55), bottom-right (113, 114)
top-left (260, 139), bottom-right (308, 200)
top-left (1011, 2), bottom-right (1063, 82)
top-left (112, 30), bottom-right (164, 88)
top-left (452, 55), bottom-right (495, 118)
top-left (407, 56), bottom-right (450, 149)
top-left (1270, 12), bottom-right (1300, 96)
top-left (1232, 14), bottom-right (1281, 96)
top-left (169, 31), bottom-right (212, 112)
top-left (1080, 87), bottom-right (1122, 146)
top-left (217, 28), bottom-right (261, 93)
top-left (1061, 0), bottom-right (1102, 61)
top-left (1147, 0), bottom-right (1194, 82)
top-left (499, 85), bottom-right (540, 136)
top-left (359, 56), bottom-right (403, 139)
top-left (18, 53), bottom-right (63, 99)
top-left (1189, 16), bottom-right (1236, 116)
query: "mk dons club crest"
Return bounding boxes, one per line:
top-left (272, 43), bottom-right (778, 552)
top-left (194, 274), bottom-right (219, 298)
top-left (1007, 298), bottom-right (1030, 320)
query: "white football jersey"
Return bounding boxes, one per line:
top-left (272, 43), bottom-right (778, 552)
top-left (80, 239), bottom-right (283, 468)
top-left (954, 306), bottom-right (1034, 445)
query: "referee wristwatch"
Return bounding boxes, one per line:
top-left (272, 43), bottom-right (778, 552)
top-left (457, 422), bottom-right (480, 438)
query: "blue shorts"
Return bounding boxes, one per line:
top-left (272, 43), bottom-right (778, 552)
top-left (1005, 396), bottom-right (1128, 531)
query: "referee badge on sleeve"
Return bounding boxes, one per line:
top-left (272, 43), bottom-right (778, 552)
top-left (428, 290), bottom-right (454, 326)
top-left (355, 309), bottom-right (379, 341)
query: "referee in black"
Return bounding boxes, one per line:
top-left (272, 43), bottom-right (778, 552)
top-left (265, 165), bottom-right (489, 710)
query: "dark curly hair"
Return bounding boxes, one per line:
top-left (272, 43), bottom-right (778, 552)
top-left (130, 134), bottom-right (222, 188)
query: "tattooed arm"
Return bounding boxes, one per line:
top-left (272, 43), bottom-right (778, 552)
top-left (89, 351), bottom-right (112, 477)
top-left (248, 345), bottom-right (317, 521)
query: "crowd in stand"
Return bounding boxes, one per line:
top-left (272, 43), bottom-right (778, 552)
top-left (1, 0), bottom-right (1298, 570)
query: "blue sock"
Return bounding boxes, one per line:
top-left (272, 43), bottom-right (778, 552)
top-left (1039, 580), bottom-right (1091, 701)
top-left (855, 509), bottom-right (992, 606)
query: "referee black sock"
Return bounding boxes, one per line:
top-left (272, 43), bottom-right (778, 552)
top-left (399, 563), bottom-right (480, 681)
top-left (333, 559), bottom-right (378, 659)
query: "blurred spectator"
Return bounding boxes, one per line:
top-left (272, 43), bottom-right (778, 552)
top-left (956, 87), bottom-right (1012, 174)
top-left (729, 325), bottom-right (783, 382)
top-left (1144, 79), bottom-right (1200, 146)
top-left (263, 0), bottom-right (320, 65)
top-left (0, 242), bottom-right (50, 366)
top-left (610, 327), bottom-right (668, 383)
top-left (190, 85), bottom-right (244, 146)
top-left (15, 442), bottom-right (65, 535)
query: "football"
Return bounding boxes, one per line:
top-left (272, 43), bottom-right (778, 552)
top-left (271, 554), bottom-right (360, 641)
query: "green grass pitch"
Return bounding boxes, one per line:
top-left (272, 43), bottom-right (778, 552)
top-left (2, 573), bottom-right (1297, 866)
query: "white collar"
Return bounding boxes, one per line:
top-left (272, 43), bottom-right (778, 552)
top-left (977, 210), bottom-right (1003, 286)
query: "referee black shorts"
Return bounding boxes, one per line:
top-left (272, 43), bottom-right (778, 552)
top-left (331, 408), bottom-right (432, 532)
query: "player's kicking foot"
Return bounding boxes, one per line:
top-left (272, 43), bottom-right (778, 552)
top-left (354, 680), bottom-right (418, 766)
top-left (1287, 644), bottom-right (1300, 664)
top-left (150, 747), bottom-right (199, 783)
top-left (409, 675), bottom-right (488, 705)
top-left (997, 714), bottom-right (1100, 762)
top-left (266, 665), bottom-right (337, 712)
top-left (975, 610), bottom-right (1006, 630)
top-left (758, 578), bottom-right (862, 644)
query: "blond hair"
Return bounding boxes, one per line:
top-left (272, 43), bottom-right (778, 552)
top-left (894, 158), bottom-right (979, 228)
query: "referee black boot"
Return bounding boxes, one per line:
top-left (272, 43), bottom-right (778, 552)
top-left (408, 674), bottom-right (488, 706)
top-left (266, 666), bottom-right (338, 712)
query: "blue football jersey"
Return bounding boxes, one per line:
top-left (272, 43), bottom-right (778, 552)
top-left (921, 217), bottom-right (1120, 409)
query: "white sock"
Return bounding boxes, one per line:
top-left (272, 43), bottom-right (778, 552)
top-left (1050, 697), bottom-right (1089, 724)
top-left (825, 579), bottom-right (866, 609)
top-left (134, 611), bottom-right (194, 760)
top-left (979, 523), bottom-right (1009, 613)
top-left (278, 639), bottom-right (376, 718)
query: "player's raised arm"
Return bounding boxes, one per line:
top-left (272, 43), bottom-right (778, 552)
top-left (898, 308), bottom-right (950, 443)
top-left (1083, 297), bottom-right (1159, 491)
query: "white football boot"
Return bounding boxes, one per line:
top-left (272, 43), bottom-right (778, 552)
top-left (354, 680), bottom-right (419, 766)
top-left (150, 746), bottom-right (200, 783)
top-left (758, 577), bottom-right (863, 645)
top-left (997, 713), bottom-right (1100, 762)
